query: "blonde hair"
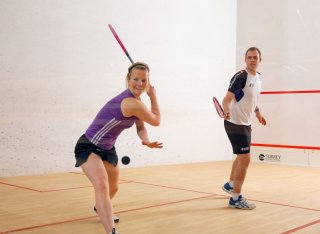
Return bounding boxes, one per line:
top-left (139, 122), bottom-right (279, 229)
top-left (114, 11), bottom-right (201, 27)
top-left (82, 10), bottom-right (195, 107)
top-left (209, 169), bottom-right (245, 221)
top-left (125, 62), bottom-right (150, 92)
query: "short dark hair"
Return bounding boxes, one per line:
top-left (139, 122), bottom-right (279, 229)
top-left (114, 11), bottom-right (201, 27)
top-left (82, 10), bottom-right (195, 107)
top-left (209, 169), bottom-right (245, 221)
top-left (245, 47), bottom-right (261, 58)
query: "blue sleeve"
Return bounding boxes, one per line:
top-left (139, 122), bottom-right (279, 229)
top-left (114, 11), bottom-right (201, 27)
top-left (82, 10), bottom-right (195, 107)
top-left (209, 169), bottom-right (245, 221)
top-left (228, 71), bottom-right (247, 102)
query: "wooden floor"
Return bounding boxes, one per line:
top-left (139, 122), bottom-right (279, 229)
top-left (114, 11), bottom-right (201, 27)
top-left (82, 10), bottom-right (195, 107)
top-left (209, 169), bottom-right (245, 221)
top-left (0, 161), bottom-right (320, 234)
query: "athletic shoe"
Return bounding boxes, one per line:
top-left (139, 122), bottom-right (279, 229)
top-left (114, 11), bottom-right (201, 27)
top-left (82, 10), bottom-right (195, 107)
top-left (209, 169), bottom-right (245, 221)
top-left (110, 228), bottom-right (119, 234)
top-left (94, 206), bottom-right (120, 223)
top-left (112, 228), bottom-right (119, 234)
top-left (222, 182), bottom-right (233, 194)
top-left (228, 195), bottom-right (256, 210)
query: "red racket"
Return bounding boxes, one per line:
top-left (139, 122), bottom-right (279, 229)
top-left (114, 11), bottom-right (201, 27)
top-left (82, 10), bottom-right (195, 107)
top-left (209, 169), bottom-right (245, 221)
top-left (212, 97), bottom-right (224, 118)
top-left (108, 24), bottom-right (134, 64)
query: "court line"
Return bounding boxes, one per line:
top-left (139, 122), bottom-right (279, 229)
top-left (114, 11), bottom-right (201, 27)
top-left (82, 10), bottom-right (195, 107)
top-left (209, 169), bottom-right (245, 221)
top-left (0, 181), bottom-right (92, 192)
top-left (1, 177), bottom-right (319, 212)
top-left (1, 178), bottom-right (319, 233)
top-left (0, 180), bottom-right (129, 192)
top-left (251, 143), bottom-right (320, 151)
top-left (120, 179), bottom-right (214, 195)
top-left (0, 215), bottom-right (97, 234)
top-left (0, 194), bottom-right (214, 234)
top-left (280, 218), bottom-right (320, 234)
top-left (0, 181), bottom-right (41, 192)
top-left (126, 179), bottom-right (320, 212)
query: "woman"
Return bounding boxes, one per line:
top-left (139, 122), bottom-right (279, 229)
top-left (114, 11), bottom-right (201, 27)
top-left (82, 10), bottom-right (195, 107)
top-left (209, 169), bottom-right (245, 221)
top-left (74, 62), bottom-right (162, 234)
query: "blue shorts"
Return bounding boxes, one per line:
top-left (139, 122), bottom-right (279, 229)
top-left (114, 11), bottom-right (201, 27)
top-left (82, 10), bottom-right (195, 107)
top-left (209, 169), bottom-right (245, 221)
top-left (74, 134), bottom-right (118, 167)
top-left (224, 120), bottom-right (251, 154)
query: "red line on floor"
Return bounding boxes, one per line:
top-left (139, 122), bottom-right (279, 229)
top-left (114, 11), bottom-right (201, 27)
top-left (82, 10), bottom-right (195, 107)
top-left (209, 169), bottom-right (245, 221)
top-left (1, 178), bottom-right (319, 233)
top-left (69, 172), bottom-right (84, 175)
top-left (280, 218), bottom-right (320, 234)
top-left (251, 143), bottom-right (320, 150)
top-left (0, 181), bottom-right (93, 192)
top-left (121, 179), bottom-right (214, 195)
top-left (116, 194), bottom-right (216, 214)
top-left (249, 198), bottom-right (320, 212)
top-left (0, 179), bottom-right (134, 193)
top-left (127, 179), bottom-right (320, 212)
top-left (0, 215), bottom-right (97, 234)
top-left (0, 194), bottom-right (214, 234)
top-left (0, 182), bottom-right (41, 192)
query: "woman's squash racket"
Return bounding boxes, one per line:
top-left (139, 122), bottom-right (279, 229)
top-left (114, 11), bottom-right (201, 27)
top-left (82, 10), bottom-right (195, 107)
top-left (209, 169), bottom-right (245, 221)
top-left (108, 24), bottom-right (134, 165)
top-left (213, 97), bottom-right (224, 118)
top-left (108, 24), bottom-right (134, 64)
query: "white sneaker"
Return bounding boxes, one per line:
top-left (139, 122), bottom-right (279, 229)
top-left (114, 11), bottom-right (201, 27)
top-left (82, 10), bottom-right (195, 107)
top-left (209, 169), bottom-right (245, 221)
top-left (222, 182), bottom-right (233, 194)
top-left (110, 228), bottom-right (119, 234)
top-left (94, 206), bottom-right (120, 223)
top-left (229, 195), bottom-right (256, 210)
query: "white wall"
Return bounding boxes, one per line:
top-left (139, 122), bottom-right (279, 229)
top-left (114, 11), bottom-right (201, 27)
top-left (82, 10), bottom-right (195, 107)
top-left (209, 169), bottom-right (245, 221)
top-left (236, 0), bottom-right (320, 166)
top-left (0, 0), bottom-right (237, 176)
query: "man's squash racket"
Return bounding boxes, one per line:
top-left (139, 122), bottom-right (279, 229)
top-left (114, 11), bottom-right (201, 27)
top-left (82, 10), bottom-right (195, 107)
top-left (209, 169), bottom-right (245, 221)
top-left (212, 97), bottom-right (224, 118)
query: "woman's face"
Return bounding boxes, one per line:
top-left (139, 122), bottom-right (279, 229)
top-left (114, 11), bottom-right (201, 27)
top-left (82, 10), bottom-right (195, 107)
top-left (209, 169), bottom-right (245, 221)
top-left (127, 68), bottom-right (149, 97)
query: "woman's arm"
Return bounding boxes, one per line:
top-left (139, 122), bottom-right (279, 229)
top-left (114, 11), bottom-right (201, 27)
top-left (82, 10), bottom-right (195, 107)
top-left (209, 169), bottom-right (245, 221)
top-left (121, 86), bottom-right (161, 126)
top-left (135, 119), bottom-right (163, 148)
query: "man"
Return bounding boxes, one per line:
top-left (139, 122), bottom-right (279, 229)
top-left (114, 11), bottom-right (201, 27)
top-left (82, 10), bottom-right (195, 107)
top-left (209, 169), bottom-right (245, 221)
top-left (222, 47), bottom-right (266, 210)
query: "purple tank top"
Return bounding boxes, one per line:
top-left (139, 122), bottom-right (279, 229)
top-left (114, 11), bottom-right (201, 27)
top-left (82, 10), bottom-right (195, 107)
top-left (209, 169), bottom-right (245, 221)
top-left (85, 89), bottom-right (137, 150)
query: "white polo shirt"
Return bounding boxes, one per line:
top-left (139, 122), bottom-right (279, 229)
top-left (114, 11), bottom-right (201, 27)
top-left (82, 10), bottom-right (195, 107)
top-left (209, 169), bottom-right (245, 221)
top-left (228, 70), bottom-right (261, 125)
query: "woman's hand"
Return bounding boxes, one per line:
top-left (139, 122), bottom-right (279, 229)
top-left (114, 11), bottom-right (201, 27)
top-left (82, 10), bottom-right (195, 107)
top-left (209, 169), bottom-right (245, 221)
top-left (142, 141), bottom-right (163, 148)
top-left (146, 85), bottom-right (157, 99)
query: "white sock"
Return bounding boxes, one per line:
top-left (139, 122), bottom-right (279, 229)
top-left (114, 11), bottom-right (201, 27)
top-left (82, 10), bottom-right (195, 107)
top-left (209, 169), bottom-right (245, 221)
top-left (231, 192), bottom-right (240, 201)
top-left (229, 181), bottom-right (234, 187)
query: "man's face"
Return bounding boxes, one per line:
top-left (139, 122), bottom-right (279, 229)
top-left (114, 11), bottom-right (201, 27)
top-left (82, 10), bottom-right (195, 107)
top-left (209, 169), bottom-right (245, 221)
top-left (245, 50), bottom-right (261, 73)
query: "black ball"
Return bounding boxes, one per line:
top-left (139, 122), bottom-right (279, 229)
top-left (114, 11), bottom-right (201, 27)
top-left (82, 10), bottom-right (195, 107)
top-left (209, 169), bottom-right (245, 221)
top-left (121, 156), bottom-right (130, 165)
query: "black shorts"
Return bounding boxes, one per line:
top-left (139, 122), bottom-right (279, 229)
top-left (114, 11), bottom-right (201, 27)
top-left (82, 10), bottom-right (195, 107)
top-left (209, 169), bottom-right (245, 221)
top-left (224, 120), bottom-right (251, 154)
top-left (74, 134), bottom-right (118, 167)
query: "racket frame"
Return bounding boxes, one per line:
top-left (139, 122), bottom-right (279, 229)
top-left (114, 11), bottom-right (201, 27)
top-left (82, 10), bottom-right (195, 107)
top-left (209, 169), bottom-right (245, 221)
top-left (108, 24), bottom-right (134, 64)
top-left (212, 97), bottom-right (224, 118)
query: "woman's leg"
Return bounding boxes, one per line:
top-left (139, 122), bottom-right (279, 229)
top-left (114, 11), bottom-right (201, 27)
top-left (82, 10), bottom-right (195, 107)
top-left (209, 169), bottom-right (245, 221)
top-left (103, 161), bottom-right (119, 199)
top-left (81, 153), bottom-right (114, 233)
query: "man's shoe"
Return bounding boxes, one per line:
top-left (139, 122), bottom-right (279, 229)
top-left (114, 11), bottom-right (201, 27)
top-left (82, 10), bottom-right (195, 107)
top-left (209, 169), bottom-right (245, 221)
top-left (222, 182), bottom-right (233, 194)
top-left (228, 195), bottom-right (256, 210)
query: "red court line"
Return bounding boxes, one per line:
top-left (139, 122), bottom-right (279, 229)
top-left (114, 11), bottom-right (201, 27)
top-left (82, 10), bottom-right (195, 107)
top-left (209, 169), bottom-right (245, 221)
top-left (280, 218), bottom-right (320, 234)
top-left (261, 90), bottom-right (320, 94)
top-left (0, 194), bottom-right (214, 234)
top-left (251, 143), bottom-right (320, 151)
top-left (126, 179), bottom-right (320, 212)
top-left (0, 177), bottom-right (129, 193)
top-left (69, 172), bottom-right (84, 175)
top-left (116, 194), bottom-right (215, 214)
top-left (121, 179), bottom-right (214, 195)
top-left (0, 181), bottom-right (93, 192)
top-left (249, 198), bottom-right (320, 212)
top-left (0, 215), bottom-right (97, 234)
top-left (0, 182), bottom-right (41, 192)
top-left (1, 179), bottom-right (319, 233)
